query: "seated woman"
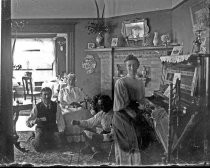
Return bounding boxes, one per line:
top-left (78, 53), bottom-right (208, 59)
top-left (71, 95), bottom-right (113, 160)
top-left (58, 73), bottom-right (91, 143)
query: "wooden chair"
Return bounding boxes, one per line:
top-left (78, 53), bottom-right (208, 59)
top-left (22, 76), bottom-right (41, 104)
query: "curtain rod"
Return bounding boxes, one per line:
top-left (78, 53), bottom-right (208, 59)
top-left (11, 33), bottom-right (58, 38)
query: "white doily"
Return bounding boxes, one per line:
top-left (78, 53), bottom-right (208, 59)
top-left (160, 54), bottom-right (191, 63)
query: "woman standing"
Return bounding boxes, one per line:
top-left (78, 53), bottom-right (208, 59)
top-left (112, 54), bottom-right (145, 165)
top-left (58, 73), bottom-right (91, 143)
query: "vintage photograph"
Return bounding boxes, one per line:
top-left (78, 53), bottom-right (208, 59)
top-left (190, 0), bottom-right (210, 32)
top-left (171, 46), bottom-right (183, 56)
top-left (1, 0), bottom-right (210, 167)
top-left (111, 37), bottom-right (118, 47)
top-left (87, 42), bottom-right (95, 49)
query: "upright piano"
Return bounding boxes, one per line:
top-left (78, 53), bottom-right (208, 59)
top-left (145, 53), bottom-right (210, 163)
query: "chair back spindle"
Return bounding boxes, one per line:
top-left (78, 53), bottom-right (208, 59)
top-left (22, 76), bottom-right (41, 104)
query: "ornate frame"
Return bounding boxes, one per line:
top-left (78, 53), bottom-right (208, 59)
top-left (121, 19), bottom-right (150, 42)
top-left (189, 0), bottom-right (210, 33)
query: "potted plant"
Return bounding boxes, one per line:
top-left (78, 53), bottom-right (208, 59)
top-left (87, 0), bottom-right (111, 47)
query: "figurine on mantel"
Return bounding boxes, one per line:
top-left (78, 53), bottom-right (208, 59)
top-left (161, 34), bottom-right (170, 46)
top-left (142, 66), bottom-right (147, 78)
top-left (140, 66), bottom-right (151, 87)
top-left (116, 64), bottom-right (124, 77)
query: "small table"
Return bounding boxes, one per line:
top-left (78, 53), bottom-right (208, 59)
top-left (13, 100), bottom-right (33, 152)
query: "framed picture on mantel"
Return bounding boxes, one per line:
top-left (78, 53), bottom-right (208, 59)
top-left (88, 43), bottom-right (95, 49)
top-left (111, 37), bottom-right (118, 47)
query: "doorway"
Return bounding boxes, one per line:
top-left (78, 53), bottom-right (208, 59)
top-left (12, 34), bottom-right (68, 129)
top-left (0, 16), bottom-right (75, 162)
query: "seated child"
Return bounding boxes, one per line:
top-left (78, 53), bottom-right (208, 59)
top-left (71, 95), bottom-right (113, 160)
top-left (89, 94), bottom-right (101, 116)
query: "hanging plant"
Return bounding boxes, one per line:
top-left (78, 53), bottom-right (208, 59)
top-left (86, 0), bottom-right (111, 35)
top-left (87, 20), bottom-right (110, 34)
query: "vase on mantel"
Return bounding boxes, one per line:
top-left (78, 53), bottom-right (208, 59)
top-left (96, 31), bottom-right (105, 48)
top-left (153, 32), bottom-right (159, 46)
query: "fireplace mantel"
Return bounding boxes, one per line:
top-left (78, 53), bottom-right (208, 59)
top-left (85, 46), bottom-right (174, 59)
top-left (85, 46), bottom-right (174, 52)
top-left (84, 46), bottom-right (174, 98)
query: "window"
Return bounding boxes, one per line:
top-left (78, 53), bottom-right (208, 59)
top-left (13, 38), bottom-right (55, 70)
top-left (13, 38), bottom-right (56, 82)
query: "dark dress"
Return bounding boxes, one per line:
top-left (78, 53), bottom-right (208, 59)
top-left (112, 76), bottom-right (145, 165)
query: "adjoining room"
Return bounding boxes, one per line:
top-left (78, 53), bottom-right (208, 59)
top-left (0, 0), bottom-right (209, 166)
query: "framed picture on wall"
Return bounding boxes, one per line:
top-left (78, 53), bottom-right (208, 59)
top-left (111, 38), bottom-right (118, 47)
top-left (190, 0), bottom-right (210, 32)
top-left (88, 43), bottom-right (95, 49)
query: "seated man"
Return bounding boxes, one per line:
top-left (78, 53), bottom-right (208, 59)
top-left (71, 95), bottom-right (113, 159)
top-left (26, 87), bottom-right (65, 152)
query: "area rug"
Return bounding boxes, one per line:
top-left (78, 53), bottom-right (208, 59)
top-left (14, 131), bottom-right (115, 166)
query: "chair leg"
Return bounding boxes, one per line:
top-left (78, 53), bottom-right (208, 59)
top-left (107, 143), bottom-right (114, 162)
top-left (13, 92), bottom-right (16, 101)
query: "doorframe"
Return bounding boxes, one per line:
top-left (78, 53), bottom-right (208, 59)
top-left (7, 18), bottom-right (76, 162)
top-left (1, 0), bottom-right (14, 162)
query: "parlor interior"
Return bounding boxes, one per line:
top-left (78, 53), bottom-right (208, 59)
top-left (0, 0), bottom-right (210, 166)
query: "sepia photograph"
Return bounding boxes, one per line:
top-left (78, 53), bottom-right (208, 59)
top-left (190, 0), bottom-right (210, 32)
top-left (171, 46), bottom-right (183, 56)
top-left (1, 0), bottom-right (210, 167)
top-left (87, 42), bottom-right (95, 49)
top-left (111, 37), bottom-right (118, 47)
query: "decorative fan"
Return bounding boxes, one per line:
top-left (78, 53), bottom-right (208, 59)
top-left (82, 55), bottom-right (97, 74)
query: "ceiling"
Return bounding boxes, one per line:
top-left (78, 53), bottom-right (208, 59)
top-left (11, 0), bottom-right (184, 19)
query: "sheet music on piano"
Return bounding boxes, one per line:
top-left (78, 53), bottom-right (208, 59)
top-left (163, 73), bottom-right (181, 98)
